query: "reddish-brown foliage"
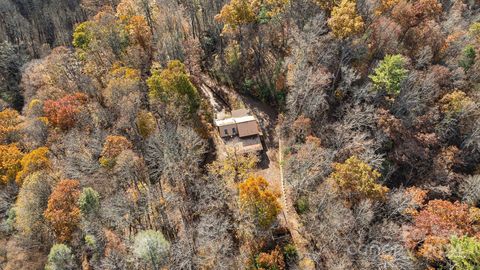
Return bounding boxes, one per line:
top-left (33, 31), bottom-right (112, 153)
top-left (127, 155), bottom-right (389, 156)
top-left (392, 0), bottom-right (442, 29)
top-left (292, 116), bottom-right (312, 143)
top-left (368, 17), bottom-right (402, 56)
top-left (43, 93), bottom-right (88, 130)
top-left (405, 200), bottom-right (479, 261)
top-left (101, 135), bottom-right (133, 159)
top-left (44, 179), bottom-right (81, 242)
top-left (255, 246), bottom-right (285, 270)
top-left (403, 187), bottom-right (428, 215)
top-left (404, 20), bottom-right (445, 57)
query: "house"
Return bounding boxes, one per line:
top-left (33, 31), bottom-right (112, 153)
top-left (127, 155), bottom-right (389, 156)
top-left (214, 109), bottom-right (263, 153)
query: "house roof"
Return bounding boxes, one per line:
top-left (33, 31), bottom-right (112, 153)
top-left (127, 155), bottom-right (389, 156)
top-left (214, 115), bottom-right (256, 127)
top-left (234, 115), bottom-right (256, 123)
top-left (214, 118), bottom-right (236, 126)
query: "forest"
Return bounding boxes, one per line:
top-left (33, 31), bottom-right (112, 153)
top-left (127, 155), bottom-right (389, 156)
top-left (0, 0), bottom-right (480, 269)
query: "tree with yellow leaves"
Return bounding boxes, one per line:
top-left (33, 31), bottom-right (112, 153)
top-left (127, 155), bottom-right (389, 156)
top-left (313, 0), bottom-right (336, 11)
top-left (375, 0), bottom-right (400, 15)
top-left (136, 110), bottom-right (157, 138)
top-left (0, 144), bottom-right (23, 184)
top-left (147, 60), bottom-right (200, 114)
top-left (0, 108), bottom-right (22, 143)
top-left (439, 90), bottom-right (474, 114)
top-left (215, 0), bottom-right (289, 32)
top-left (238, 175), bottom-right (281, 228)
top-left (124, 15), bottom-right (152, 51)
top-left (327, 0), bottom-right (364, 39)
top-left (328, 156), bottom-right (389, 202)
top-left (215, 0), bottom-right (257, 32)
top-left (16, 147), bottom-right (51, 186)
top-left (15, 172), bottom-right (53, 240)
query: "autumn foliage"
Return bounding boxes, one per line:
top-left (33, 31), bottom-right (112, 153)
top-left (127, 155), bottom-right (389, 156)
top-left (0, 144), bottom-right (23, 184)
top-left (136, 110), bottom-right (157, 138)
top-left (439, 90), bottom-right (474, 113)
top-left (327, 0), bottom-right (364, 39)
top-left (255, 246), bottom-right (285, 270)
top-left (214, 0), bottom-right (289, 32)
top-left (16, 147), bottom-right (51, 186)
top-left (392, 0), bottom-right (442, 29)
top-left (44, 179), bottom-right (81, 242)
top-left (43, 93), bottom-right (88, 130)
top-left (329, 156), bottom-right (389, 202)
top-left (100, 135), bottom-right (133, 167)
top-left (405, 200), bottom-right (480, 262)
top-left (0, 108), bottom-right (21, 143)
top-left (101, 135), bottom-right (132, 159)
top-left (238, 176), bottom-right (281, 228)
top-left (147, 60), bottom-right (200, 114)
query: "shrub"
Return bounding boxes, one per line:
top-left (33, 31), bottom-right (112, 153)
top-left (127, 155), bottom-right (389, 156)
top-left (27, 99), bottom-right (43, 117)
top-left (469, 22), bottom-right (480, 41)
top-left (294, 196), bottom-right (309, 214)
top-left (78, 187), bottom-right (100, 216)
top-left (43, 93), bottom-right (88, 130)
top-left (132, 230), bottom-right (170, 269)
top-left (283, 244), bottom-right (298, 262)
top-left (447, 236), bottom-right (480, 269)
top-left (255, 246), bottom-right (286, 270)
top-left (369, 54), bottom-right (408, 96)
top-left (136, 111), bottom-right (156, 138)
top-left (85, 234), bottom-right (97, 251)
top-left (45, 244), bottom-right (75, 270)
top-left (459, 45), bottom-right (476, 71)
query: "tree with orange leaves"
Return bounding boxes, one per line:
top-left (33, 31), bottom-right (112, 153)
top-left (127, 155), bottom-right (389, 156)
top-left (391, 0), bottom-right (442, 29)
top-left (405, 200), bottom-right (480, 262)
top-left (99, 135), bottom-right (133, 168)
top-left (43, 93), bottom-right (88, 130)
top-left (238, 175), bottom-right (281, 229)
top-left (44, 179), bottom-right (81, 242)
top-left (255, 246), bottom-right (286, 269)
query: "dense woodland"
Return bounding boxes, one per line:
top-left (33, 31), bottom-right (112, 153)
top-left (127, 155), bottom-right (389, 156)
top-left (0, 0), bottom-right (480, 269)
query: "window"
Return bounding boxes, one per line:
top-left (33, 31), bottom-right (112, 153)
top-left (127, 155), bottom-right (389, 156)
top-left (232, 127), bottom-right (236, 134)
top-left (224, 129), bottom-right (228, 135)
